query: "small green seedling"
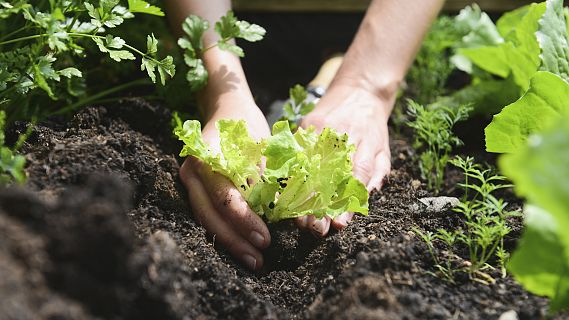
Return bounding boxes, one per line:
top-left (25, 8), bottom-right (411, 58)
top-left (406, 100), bottom-right (470, 193)
top-left (280, 84), bottom-right (315, 131)
top-left (414, 156), bottom-right (516, 283)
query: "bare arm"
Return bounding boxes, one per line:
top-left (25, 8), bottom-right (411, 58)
top-left (299, 0), bottom-right (444, 233)
top-left (164, 0), bottom-right (259, 122)
top-left (332, 0), bottom-right (444, 115)
top-left (165, 0), bottom-right (271, 271)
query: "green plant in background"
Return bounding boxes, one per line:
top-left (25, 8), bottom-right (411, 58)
top-left (0, 111), bottom-right (26, 185)
top-left (0, 0), bottom-right (174, 121)
top-left (500, 118), bottom-right (569, 313)
top-left (406, 16), bottom-right (462, 105)
top-left (173, 118), bottom-right (368, 222)
top-left (279, 84), bottom-right (315, 131)
top-left (415, 157), bottom-right (516, 284)
top-left (177, 11), bottom-right (265, 91)
top-left (405, 100), bottom-right (470, 193)
top-left (0, 3), bottom-right (266, 185)
top-left (436, 0), bottom-right (569, 118)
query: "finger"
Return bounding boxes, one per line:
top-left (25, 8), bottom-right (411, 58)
top-left (295, 215), bottom-right (309, 229)
top-left (367, 151), bottom-right (391, 192)
top-left (306, 215), bottom-right (331, 237)
top-left (352, 140), bottom-right (377, 187)
top-left (183, 170), bottom-right (264, 271)
top-left (331, 212), bottom-right (355, 230)
top-left (199, 167), bottom-right (271, 250)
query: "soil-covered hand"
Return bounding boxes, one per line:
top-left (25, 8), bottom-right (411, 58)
top-left (179, 101), bottom-right (271, 271)
top-left (296, 84), bottom-right (392, 236)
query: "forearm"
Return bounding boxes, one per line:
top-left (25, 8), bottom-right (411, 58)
top-left (164, 0), bottom-right (256, 120)
top-left (332, 0), bottom-right (444, 113)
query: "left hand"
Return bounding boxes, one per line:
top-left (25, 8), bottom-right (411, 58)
top-left (295, 84), bottom-right (393, 236)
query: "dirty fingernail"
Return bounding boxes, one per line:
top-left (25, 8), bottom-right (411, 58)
top-left (242, 254), bottom-right (257, 270)
top-left (249, 231), bottom-right (265, 248)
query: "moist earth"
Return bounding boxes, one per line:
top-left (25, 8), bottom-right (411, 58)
top-left (0, 100), bottom-right (560, 319)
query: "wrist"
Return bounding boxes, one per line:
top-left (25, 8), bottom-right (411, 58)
top-left (196, 47), bottom-right (257, 121)
top-left (324, 76), bottom-right (399, 120)
top-left (200, 92), bottom-right (259, 123)
top-left (330, 74), bottom-right (400, 105)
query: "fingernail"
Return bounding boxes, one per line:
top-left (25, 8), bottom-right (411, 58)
top-left (335, 214), bottom-right (349, 228)
top-left (242, 254), bottom-right (257, 270)
top-left (312, 218), bottom-right (325, 236)
top-left (249, 231), bottom-right (265, 248)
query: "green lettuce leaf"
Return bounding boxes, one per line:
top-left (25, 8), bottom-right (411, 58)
top-left (485, 71), bottom-right (569, 153)
top-left (174, 119), bottom-right (368, 222)
top-left (500, 118), bottom-right (569, 312)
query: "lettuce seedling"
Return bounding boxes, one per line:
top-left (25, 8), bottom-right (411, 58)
top-left (174, 118), bottom-right (368, 222)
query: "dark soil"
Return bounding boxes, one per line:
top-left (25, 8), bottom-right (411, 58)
top-left (0, 100), bottom-right (561, 319)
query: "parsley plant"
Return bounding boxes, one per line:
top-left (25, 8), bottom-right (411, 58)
top-left (406, 100), bottom-right (470, 193)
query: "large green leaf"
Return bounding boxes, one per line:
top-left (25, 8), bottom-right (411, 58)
top-left (537, 0), bottom-right (569, 83)
top-left (454, 2), bottom-right (545, 90)
top-left (485, 71), bottom-right (569, 153)
top-left (456, 46), bottom-right (509, 78)
top-left (500, 119), bottom-right (569, 312)
top-left (432, 78), bottom-right (520, 116)
top-left (508, 205), bottom-right (569, 311)
top-left (496, 4), bottom-right (531, 37)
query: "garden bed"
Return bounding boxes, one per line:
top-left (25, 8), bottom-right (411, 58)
top-left (0, 100), bottom-right (560, 319)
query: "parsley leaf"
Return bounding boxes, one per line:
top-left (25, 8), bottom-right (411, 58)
top-left (93, 35), bottom-right (135, 62)
top-left (127, 0), bottom-right (164, 16)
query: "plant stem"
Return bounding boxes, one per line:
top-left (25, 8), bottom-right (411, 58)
top-left (0, 26), bottom-right (30, 42)
top-left (0, 33), bottom-right (160, 65)
top-left (202, 37), bottom-right (232, 54)
top-left (67, 33), bottom-right (147, 56)
top-left (0, 34), bottom-right (45, 46)
top-left (66, 14), bottom-right (80, 32)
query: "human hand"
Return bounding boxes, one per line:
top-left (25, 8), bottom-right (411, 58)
top-left (179, 99), bottom-right (271, 271)
top-left (296, 84), bottom-right (393, 236)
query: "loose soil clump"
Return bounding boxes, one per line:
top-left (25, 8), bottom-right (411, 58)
top-left (0, 100), bottom-right (561, 319)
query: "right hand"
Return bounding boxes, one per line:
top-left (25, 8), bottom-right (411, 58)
top-left (179, 99), bottom-right (271, 271)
